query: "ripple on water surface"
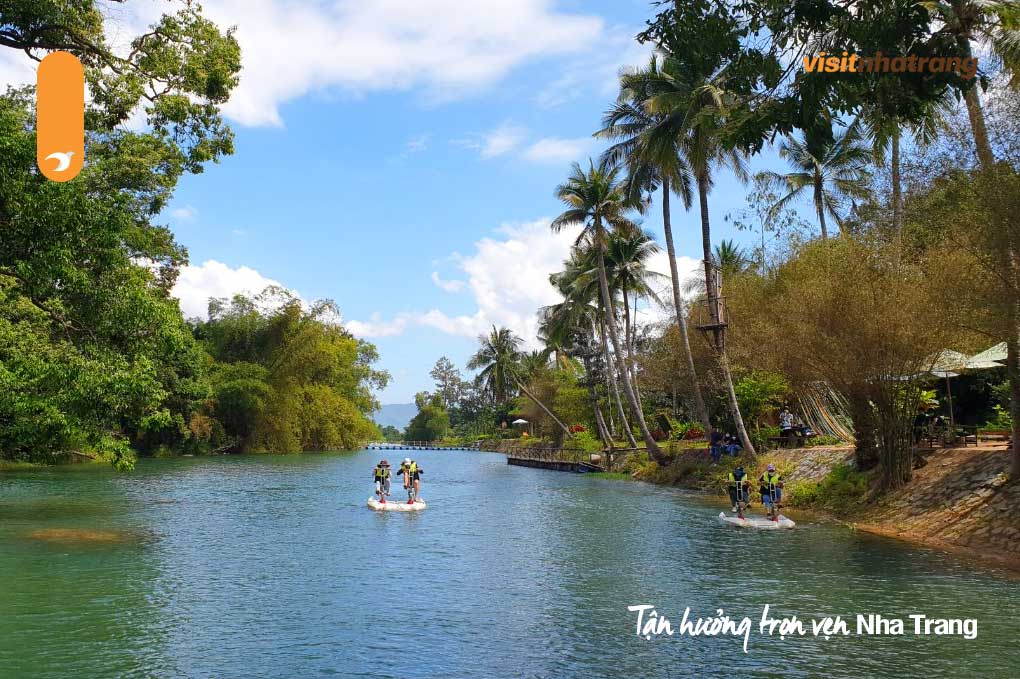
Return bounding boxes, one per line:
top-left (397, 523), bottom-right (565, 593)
top-left (1, 451), bottom-right (1018, 678)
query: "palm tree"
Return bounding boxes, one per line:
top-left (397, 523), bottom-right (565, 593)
top-left (606, 224), bottom-right (666, 408)
top-left (554, 247), bottom-right (637, 447)
top-left (713, 239), bottom-right (749, 279)
top-left (925, 0), bottom-right (1020, 170)
top-left (758, 123), bottom-right (872, 240)
top-left (925, 0), bottom-right (1020, 478)
top-left (538, 294), bottom-right (613, 447)
top-left (638, 54), bottom-right (757, 454)
top-left (551, 159), bottom-right (661, 458)
top-left (467, 326), bottom-right (570, 437)
top-left (596, 56), bottom-right (713, 436)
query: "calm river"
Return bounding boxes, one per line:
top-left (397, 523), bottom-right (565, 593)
top-left (1, 450), bottom-right (1018, 678)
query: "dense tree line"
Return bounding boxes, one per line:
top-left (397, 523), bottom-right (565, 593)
top-left (0, 3), bottom-right (386, 468)
top-left (414, 0), bottom-right (1020, 492)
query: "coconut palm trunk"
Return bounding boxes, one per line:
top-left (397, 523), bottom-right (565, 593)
top-left (662, 178), bottom-right (712, 433)
top-left (697, 174), bottom-right (756, 455)
top-left (597, 312), bottom-right (635, 446)
top-left (952, 10), bottom-right (1020, 477)
top-left (582, 355), bottom-right (613, 448)
top-left (621, 282), bottom-right (644, 411)
top-left (814, 172), bottom-right (829, 240)
top-left (595, 220), bottom-right (660, 457)
top-left (890, 125), bottom-right (902, 238)
top-left (516, 379), bottom-right (571, 437)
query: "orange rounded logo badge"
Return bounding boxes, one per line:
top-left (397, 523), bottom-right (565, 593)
top-left (37, 51), bottom-right (85, 182)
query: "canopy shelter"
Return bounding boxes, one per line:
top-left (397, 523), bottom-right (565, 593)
top-left (927, 349), bottom-right (970, 428)
top-left (511, 418), bottom-right (532, 435)
top-left (965, 342), bottom-right (1007, 370)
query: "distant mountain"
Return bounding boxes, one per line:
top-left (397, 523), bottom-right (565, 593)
top-left (374, 402), bottom-right (417, 430)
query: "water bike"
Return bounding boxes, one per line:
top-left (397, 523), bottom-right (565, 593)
top-left (367, 496), bottom-right (426, 511)
top-left (718, 511), bottom-right (795, 529)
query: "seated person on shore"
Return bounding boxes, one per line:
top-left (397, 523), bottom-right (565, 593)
top-left (759, 464), bottom-right (783, 515)
top-left (723, 434), bottom-right (742, 456)
top-left (709, 430), bottom-right (724, 463)
top-left (373, 459), bottom-right (391, 502)
top-left (727, 465), bottom-right (751, 513)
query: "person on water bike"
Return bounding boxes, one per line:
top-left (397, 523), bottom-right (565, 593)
top-left (727, 466), bottom-right (752, 516)
top-left (397, 458), bottom-right (423, 504)
top-left (373, 460), bottom-right (391, 503)
top-left (759, 464), bottom-right (784, 520)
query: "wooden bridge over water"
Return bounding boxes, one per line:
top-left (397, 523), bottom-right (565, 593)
top-left (366, 441), bottom-right (637, 474)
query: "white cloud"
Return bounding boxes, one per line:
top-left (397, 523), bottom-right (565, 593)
top-left (431, 271), bottom-right (465, 293)
top-left (534, 25), bottom-right (652, 108)
top-left (455, 121), bottom-right (528, 158)
top-left (346, 313), bottom-right (409, 338)
top-left (345, 218), bottom-right (581, 345)
top-left (642, 250), bottom-right (706, 325)
top-left (200, 0), bottom-right (604, 127)
top-left (522, 137), bottom-right (592, 164)
top-left (172, 259), bottom-right (295, 319)
top-left (169, 205), bottom-right (197, 221)
top-left (2, 1), bottom-right (604, 128)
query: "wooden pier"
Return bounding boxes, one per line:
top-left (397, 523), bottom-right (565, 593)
top-left (502, 445), bottom-right (607, 473)
top-left (366, 441), bottom-right (480, 451)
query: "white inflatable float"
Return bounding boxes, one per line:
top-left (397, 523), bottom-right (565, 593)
top-left (718, 511), bottom-right (795, 529)
top-left (367, 497), bottom-right (427, 512)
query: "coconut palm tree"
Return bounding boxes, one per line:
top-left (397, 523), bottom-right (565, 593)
top-left (606, 224), bottom-right (666, 408)
top-left (925, 0), bottom-right (1020, 169)
top-left (467, 326), bottom-right (570, 437)
top-left (758, 123), bottom-right (872, 240)
top-left (538, 295), bottom-right (613, 447)
top-left (596, 56), bottom-right (713, 436)
top-left (551, 159), bottom-right (661, 458)
top-left (925, 0), bottom-right (1020, 478)
top-left (553, 248), bottom-right (636, 447)
top-left (638, 54), bottom-right (756, 455)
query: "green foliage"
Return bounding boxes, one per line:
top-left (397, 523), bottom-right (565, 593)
top-left (0, 2), bottom-right (242, 468)
top-left (982, 405), bottom-right (1013, 432)
top-left (194, 292), bottom-right (388, 453)
top-left (404, 393), bottom-right (450, 442)
top-left (380, 426), bottom-right (402, 442)
top-left (785, 464), bottom-right (870, 514)
top-left (734, 371), bottom-right (789, 426)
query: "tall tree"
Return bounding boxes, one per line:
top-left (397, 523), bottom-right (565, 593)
top-left (606, 224), bottom-right (665, 410)
top-left (927, 0), bottom-right (1020, 477)
top-left (467, 326), bottom-right (571, 437)
top-left (759, 124), bottom-right (873, 240)
top-left (597, 56), bottom-right (713, 436)
top-left (638, 45), bottom-right (757, 454)
top-left (551, 160), bottom-right (661, 458)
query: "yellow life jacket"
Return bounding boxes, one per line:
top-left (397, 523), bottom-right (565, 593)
top-left (760, 471), bottom-right (781, 487)
top-left (374, 466), bottom-right (390, 481)
top-left (728, 471), bottom-right (748, 485)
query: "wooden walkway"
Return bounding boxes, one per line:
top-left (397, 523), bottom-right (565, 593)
top-left (498, 445), bottom-right (640, 473)
top-left (366, 441), bottom-right (480, 451)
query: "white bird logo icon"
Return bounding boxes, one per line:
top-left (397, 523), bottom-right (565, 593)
top-left (45, 151), bottom-right (74, 172)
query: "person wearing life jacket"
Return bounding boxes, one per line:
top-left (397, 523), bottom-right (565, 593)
top-left (397, 458), bottom-right (423, 504)
top-left (727, 465), bottom-right (751, 514)
top-left (759, 464), bottom-right (784, 518)
top-left (373, 460), bottom-right (391, 503)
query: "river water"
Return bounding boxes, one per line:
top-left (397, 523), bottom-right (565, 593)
top-left (1, 450), bottom-right (1018, 678)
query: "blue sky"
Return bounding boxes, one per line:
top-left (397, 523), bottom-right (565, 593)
top-left (2, 0), bottom-right (791, 404)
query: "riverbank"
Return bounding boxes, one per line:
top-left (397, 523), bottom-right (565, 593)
top-left (631, 442), bottom-right (1020, 570)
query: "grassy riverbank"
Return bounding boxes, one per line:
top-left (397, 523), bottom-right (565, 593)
top-left (626, 444), bottom-right (1020, 571)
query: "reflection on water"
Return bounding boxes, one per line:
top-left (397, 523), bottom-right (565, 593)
top-left (1, 451), bottom-right (1018, 678)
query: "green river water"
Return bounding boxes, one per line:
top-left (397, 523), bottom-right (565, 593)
top-left (1, 449), bottom-right (1018, 678)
